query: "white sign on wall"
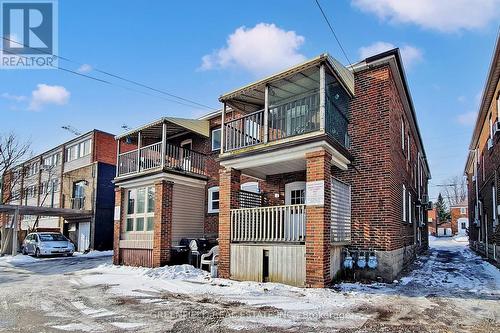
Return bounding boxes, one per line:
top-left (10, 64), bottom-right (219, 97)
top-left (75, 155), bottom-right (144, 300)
top-left (114, 206), bottom-right (121, 221)
top-left (306, 180), bottom-right (324, 206)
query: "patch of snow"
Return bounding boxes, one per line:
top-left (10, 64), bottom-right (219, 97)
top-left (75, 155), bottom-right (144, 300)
top-left (74, 250), bottom-right (113, 258)
top-left (0, 254), bottom-right (38, 265)
top-left (111, 322), bottom-right (145, 329)
top-left (51, 323), bottom-right (100, 332)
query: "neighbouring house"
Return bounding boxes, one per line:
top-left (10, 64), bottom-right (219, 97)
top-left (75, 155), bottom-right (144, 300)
top-left (1, 130), bottom-right (118, 252)
top-left (465, 34), bottom-right (500, 264)
top-left (113, 49), bottom-right (431, 286)
top-left (450, 201), bottom-right (468, 236)
top-left (428, 208), bottom-right (438, 236)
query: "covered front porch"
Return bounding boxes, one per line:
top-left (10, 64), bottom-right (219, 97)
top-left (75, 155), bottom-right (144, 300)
top-left (218, 146), bottom-right (352, 287)
top-left (115, 117), bottom-right (210, 179)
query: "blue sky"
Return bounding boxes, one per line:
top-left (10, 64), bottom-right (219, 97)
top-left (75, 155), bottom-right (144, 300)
top-left (1, 0), bottom-right (499, 201)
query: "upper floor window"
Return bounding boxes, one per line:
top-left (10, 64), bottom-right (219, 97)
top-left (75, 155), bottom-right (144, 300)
top-left (460, 207), bottom-right (466, 215)
top-left (27, 162), bottom-right (39, 176)
top-left (212, 128), bottom-right (221, 151)
top-left (65, 139), bottom-right (91, 162)
top-left (43, 153), bottom-right (61, 168)
top-left (208, 186), bottom-right (220, 213)
top-left (401, 119), bottom-right (405, 151)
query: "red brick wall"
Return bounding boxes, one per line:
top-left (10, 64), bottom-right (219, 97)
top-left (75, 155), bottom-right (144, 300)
top-left (450, 207), bottom-right (467, 235)
top-left (93, 131), bottom-right (118, 165)
top-left (218, 167), bottom-right (241, 278)
top-left (152, 180), bottom-right (173, 267)
top-left (305, 150), bottom-right (332, 287)
top-left (335, 63), bottom-right (427, 252)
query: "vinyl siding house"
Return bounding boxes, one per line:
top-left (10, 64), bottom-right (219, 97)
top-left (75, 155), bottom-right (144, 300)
top-left (1, 130), bottom-right (118, 252)
top-left (113, 49), bottom-right (431, 287)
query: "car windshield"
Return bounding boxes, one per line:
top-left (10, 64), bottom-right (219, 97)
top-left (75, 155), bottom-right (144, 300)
top-left (39, 234), bottom-right (67, 242)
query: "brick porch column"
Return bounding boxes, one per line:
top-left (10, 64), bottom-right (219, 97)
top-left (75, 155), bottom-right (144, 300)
top-left (113, 187), bottom-right (124, 265)
top-left (305, 149), bottom-right (332, 287)
top-left (218, 167), bottom-right (241, 278)
top-left (152, 180), bottom-right (173, 267)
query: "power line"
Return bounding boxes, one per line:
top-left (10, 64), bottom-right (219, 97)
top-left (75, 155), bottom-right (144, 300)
top-left (1, 37), bottom-right (216, 111)
top-left (313, 0), bottom-right (352, 67)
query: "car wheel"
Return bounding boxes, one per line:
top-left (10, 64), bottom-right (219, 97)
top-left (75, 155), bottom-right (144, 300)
top-left (66, 253), bottom-right (73, 257)
top-left (22, 247), bottom-right (27, 255)
top-left (35, 248), bottom-right (41, 258)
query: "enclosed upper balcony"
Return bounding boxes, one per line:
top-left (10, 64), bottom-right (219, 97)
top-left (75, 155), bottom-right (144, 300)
top-left (219, 54), bottom-right (355, 157)
top-left (115, 117), bottom-right (210, 179)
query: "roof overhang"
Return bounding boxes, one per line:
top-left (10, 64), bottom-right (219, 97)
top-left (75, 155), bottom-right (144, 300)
top-left (0, 204), bottom-right (92, 220)
top-left (219, 53), bottom-right (355, 104)
top-left (115, 117), bottom-right (210, 140)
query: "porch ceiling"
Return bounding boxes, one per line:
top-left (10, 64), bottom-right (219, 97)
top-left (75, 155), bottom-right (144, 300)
top-left (115, 117), bottom-right (210, 141)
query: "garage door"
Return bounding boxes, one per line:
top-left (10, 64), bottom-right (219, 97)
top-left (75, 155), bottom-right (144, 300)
top-left (172, 184), bottom-right (205, 245)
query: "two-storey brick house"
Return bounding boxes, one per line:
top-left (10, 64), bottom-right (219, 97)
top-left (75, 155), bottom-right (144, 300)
top-left (113, 49), bottom-right (430, 286)
top-left (465, 34), bottom-right (500, 264)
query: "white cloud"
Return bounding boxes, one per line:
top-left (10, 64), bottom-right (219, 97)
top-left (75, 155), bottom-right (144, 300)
top-left (200, 23), bottom-right (306, 76)
top-left (28, 84), bottom-right (70, 111)
top-left (1, 92), bottom-right (26, 102)
top-left (358, 41), bottom-right (423, 68)
top-left (457, 95), bottom-right (466, 103)
top-left (457, 111), bottom-right (477, 126)
top-left (352, 0), bottom-right (500, 33)
top-left (77, 64), bottom-right (93, 73)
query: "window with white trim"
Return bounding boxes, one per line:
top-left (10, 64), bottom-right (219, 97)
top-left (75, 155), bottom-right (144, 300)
top-left (125, 186), bottom-right (155, 232)
top-left (408, 192), bottom-right (412, 223)
top-left (402, 184), bottom-right (406, 222)
top-left (211, 128), bottom-right (221, 151)
top-left (460, 207), bottom-right (466, 215)
top-left (208, 186), bottom-right (220, 213)
top-left (401, 119), bottom-right (405, 151)
top-left (65, 139), bottom-right (92, 162)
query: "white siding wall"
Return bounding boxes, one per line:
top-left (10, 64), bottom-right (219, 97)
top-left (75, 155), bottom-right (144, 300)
top-left (230, 244), bottom-right (306, 287)
top-left (171, 183), bottom-right (205, 245)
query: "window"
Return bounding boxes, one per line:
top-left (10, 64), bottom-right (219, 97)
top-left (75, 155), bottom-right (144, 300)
top-left (407, 134), bottom-right (410, 161)
top-left (408, 192), bottom-right (412, 223)
top-left (211, 128), bottom-right (221, 151)
top-left (401, 119), bottom-right (405, 151)
top-left (290, 189), bottom-right (305, 205)
top-left (241, 182), bottom-right (259, 193)
top-left (65, 139), bottom-right (91, 162)
top-left (208, 186), bottom-right (220, 213)
top-left (460, 207), bottom-right (466, 215)
top-left (461, 222), bottom-right (466, 229)
top-left (402, 185), bottom-right (406, 222)
top-left (493, 184), bottom-right (497, 226)
top-left (125, 186), bottom-right (155, 232)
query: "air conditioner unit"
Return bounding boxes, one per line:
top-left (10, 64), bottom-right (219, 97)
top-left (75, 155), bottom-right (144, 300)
top-left (473, 218), bottom-right (480, 226)
top-left (488, 138), bottom-right (493, 150)
top-left (494, 121), bottom-right (500, 135)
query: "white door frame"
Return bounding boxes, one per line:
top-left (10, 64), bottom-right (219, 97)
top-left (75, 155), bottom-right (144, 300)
top-left (285, 181), bottom-right (306, 205)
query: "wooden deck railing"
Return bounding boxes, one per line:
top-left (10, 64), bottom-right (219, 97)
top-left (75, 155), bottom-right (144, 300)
top-left (230, 204), bottom-right (306, 242)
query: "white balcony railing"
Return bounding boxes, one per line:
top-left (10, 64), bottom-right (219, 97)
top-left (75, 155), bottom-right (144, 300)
top-left (117, 143), bottom-right (207, 177)
top-left (230, 204), bottom-right (306, 242)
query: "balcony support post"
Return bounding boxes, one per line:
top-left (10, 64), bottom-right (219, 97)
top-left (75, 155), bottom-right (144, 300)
top-left (161, 122), bottom-right (167, 170)
top-left (115, 138), bottom-right (120, 177)
top-left (319, 63), bottom-right (326, 131)
top-left (264, 85), bottom-right (269, 143)
top-left (137, 131), bottom-right (142, 173)
top-left (221, 102), bottom-right (226, 154)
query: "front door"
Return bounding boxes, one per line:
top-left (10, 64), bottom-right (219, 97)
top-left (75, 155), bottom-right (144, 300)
top-left (77, 222), bottom-right (90, 252)
top-left (285, 182), bottom-right (306, 240)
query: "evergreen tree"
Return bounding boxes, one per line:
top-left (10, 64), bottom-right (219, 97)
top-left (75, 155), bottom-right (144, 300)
top-left (435, 193), bottom-right (450, 222)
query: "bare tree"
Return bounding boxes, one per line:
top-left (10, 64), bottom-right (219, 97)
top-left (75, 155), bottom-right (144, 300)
top-left (442, 175), bottom-right (467, 208)
top-left (0, 132), bottom-right (31, 204)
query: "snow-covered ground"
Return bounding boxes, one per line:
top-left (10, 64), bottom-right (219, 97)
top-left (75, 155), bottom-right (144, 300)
top-left (0, 238), bottom-right (498, 332)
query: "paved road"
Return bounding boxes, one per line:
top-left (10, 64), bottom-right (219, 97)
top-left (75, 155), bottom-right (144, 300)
top-left (0, 239), bottom-right (499, 333)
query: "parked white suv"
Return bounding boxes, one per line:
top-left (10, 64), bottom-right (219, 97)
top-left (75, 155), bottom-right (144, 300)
top-left (22, 232), bottom-right (75, 257)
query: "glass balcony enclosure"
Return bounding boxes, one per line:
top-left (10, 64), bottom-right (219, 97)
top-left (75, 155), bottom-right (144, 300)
top-left (220, 54), bottom-right (354, 154)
